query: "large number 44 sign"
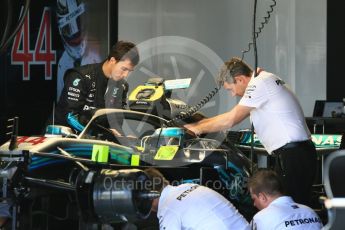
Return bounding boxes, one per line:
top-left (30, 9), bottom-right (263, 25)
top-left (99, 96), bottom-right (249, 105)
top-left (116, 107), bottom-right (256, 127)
top-left (11, 7), bottom-right (56, 81)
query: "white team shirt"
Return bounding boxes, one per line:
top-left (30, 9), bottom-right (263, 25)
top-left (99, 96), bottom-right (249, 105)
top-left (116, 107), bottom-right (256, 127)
top-left (239, 71), bottom-right (310, 153)
top-left (251, 196), bottom-right (322, 230)
top-left (157, 184), bottom-right (250, 230)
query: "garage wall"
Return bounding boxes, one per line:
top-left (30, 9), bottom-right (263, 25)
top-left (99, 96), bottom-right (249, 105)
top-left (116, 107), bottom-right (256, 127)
top-left (118, 0), bottom-right (326, 129)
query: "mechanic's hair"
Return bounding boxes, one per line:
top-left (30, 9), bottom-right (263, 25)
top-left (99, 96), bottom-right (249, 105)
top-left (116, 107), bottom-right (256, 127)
top-left (218, 57), bottom-right (253, 85)
top-left (107, 40), bottom-right (139, 65)
top-left (248, 169), bottom-right (285, 196)
top-left (144, 168), bottom-right (170, 193)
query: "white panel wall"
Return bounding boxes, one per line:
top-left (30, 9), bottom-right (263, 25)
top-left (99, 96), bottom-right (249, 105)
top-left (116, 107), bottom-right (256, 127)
top-left (118, 0), bottom-right (326, 129)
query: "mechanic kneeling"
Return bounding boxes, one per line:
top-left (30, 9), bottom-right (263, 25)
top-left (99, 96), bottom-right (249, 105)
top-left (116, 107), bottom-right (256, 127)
top-left (144, 168), bottom-right (250, 230)
top-left (248, 169), bottom-right (322, 230)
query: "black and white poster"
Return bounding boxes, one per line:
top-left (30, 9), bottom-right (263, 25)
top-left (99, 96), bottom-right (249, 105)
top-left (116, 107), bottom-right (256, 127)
top-left (0, 0), bottom-right (111, 143)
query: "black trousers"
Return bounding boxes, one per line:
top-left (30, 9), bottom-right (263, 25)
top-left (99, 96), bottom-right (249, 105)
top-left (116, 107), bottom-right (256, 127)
top-left (273, 140), bottom-right (317, 206)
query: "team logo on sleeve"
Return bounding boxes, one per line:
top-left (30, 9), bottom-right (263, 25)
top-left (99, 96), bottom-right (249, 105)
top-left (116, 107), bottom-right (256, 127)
top-left (275, 79), bottom-right (285, 86)
top-left (73, 78), bottom-right (81, 86)
top-left (112, 87), bottom-right (119, 98)
top-left (244, 85), bottom-right (256, 98)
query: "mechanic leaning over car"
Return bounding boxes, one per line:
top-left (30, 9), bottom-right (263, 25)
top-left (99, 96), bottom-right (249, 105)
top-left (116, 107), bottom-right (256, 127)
top-left (184, 57), bottom-right (317, 207)
top-left (144, 168), bottom-right (250, 230)
top-left (54, 40), bottom-right (139, 132)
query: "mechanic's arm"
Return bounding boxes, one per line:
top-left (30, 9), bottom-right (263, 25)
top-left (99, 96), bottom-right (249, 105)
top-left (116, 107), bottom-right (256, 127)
top-left (184, 104), bottom-right (253, 135)
top-left (61, 70), bottom-right (89, 131)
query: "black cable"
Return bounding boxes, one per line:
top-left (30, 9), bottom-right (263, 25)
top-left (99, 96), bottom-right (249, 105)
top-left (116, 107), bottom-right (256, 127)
top-left (0, 0), bottom-right (30, 53)
top-left (241, 0), bottom-right (276, 61)
top-left (166, 85), bottom-right (221, 127)
top-left (0, 0), bottom-right (12, 47)
top-left (253, 2), bottom-right (258, 78)
top-left (250, 0), bottom-right (259, 174)
top-left (31, 199), bottom-right (72, 221)
top-left (168, 1), bottom-right (276, 127)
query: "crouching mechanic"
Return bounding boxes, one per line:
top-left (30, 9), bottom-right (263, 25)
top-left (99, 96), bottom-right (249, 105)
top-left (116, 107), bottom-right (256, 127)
top-left (248, 169), bottom-right (322, 230)
top-left (54, 41), bottom-right (139, 133)
top-left (144, 168), bottom-right (250, 230)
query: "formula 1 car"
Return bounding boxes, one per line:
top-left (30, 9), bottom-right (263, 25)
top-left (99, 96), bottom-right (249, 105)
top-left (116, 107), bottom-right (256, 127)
top-left (0, 79), bottom-right (254, 229)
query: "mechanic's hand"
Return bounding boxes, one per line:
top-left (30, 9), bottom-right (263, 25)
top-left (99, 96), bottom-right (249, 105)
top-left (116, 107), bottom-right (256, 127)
top-left (110, 128), bottom-right (123, 137)
top-left (183, 124), bottom-right (200, 137)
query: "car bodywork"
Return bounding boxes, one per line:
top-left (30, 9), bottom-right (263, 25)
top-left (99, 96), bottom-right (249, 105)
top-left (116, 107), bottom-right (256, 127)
top-left (0, 109), bottom-right (254, 229)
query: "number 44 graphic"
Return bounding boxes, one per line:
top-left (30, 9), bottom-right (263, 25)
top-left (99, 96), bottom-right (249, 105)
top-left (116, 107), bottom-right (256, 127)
top-left (11, 7), bottom-right (56, 81)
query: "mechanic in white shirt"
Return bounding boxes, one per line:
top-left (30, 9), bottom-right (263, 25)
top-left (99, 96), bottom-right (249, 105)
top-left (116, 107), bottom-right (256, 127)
top-left (144, 168), bottom-right (250, 230)
top-left (184, 57), bottom-right (316, 206)
top-left (248, 169), bottom-right (322, 230)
